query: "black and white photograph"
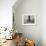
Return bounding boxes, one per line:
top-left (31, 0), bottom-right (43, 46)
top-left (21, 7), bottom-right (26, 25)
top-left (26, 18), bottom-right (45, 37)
top-left (22, 14), bottom-right (36, 25)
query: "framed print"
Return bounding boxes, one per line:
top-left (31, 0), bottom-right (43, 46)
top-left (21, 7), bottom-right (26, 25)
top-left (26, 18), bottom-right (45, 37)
top-left (22, 14), bottom-right (36, 25)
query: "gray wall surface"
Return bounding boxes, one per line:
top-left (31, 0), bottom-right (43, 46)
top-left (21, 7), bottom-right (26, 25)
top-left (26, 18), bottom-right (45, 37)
top-left (12, 0), bottom-right (46, 46)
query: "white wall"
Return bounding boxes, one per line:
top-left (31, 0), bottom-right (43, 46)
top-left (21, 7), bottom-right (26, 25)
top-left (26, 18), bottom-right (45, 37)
top-left (0, 0), bottom-right (16, 30)
top-left (41, 0), bottom-right (46, 46)
top-left (13, 0), bottom-right (46, 46)
top-left (13, 0), bottom-right (41, 46)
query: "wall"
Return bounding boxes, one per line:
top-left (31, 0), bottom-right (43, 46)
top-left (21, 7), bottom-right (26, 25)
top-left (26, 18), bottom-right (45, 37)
top-left (41, 0), bottom-right (46, 46)
top-left (13, 0), bottom-right (41, 46)
top-left (0, 0), bottom-right (16, 30)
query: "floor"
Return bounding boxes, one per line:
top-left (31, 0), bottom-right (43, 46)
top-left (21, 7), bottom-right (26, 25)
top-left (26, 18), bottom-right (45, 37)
top-left (0, 38), bottom-right (24, 46)
top-left (0, 39), bottom-right (16, 46)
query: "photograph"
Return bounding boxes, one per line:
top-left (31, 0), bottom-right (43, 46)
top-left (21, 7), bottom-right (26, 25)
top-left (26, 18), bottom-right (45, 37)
top-left (22, 14), bottom-right (36, 25)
